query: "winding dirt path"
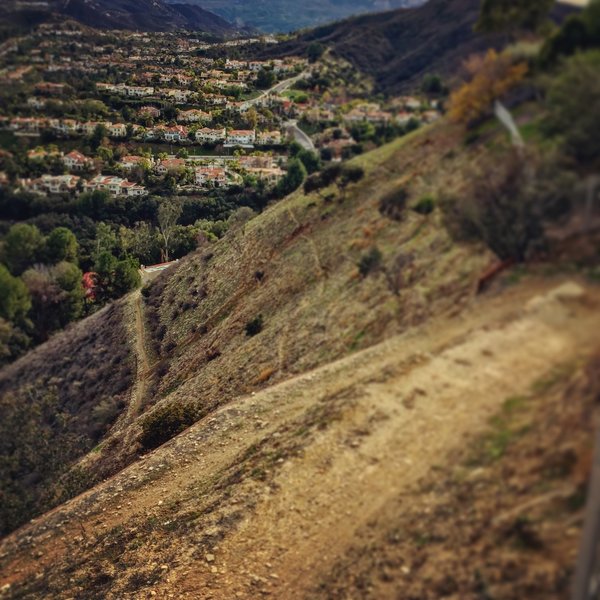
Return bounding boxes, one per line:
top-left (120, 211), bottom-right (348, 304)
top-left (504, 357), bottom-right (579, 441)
top-left (126, 290), bottom-right (150, 422)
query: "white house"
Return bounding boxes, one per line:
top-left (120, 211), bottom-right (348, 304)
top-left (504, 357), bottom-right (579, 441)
top-left (226, 129), bottom-right (256, 146)
top-left (63, 150), bottom-right (93, 171)
top-left (195, 166), bottom-right (227, 187)
top-left (195, 127), bottom-right (226, 144)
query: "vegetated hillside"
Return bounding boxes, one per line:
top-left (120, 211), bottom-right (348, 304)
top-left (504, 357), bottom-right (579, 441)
top-left (0, 122), bottom-right (495, 540)
top-left (0, 300), bottom-right (134, 536)
top-left (0, 0), bottom-right (238, 34)
top-left (261, 0), bottom-right (577, 93)
top-left (169, 0), bottom-right (425, 33)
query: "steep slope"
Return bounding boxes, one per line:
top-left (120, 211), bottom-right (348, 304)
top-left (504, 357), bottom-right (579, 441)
top-left (0, 122), bottom-right (495, 538)
top-left (0, 300), bottom-right (134, 536)
top-left (0, 277), bottom-right (598, 599)
top-left (170, 0), bottom-right (425, 33)
top-left (0, 0), bottom-right (238, 34)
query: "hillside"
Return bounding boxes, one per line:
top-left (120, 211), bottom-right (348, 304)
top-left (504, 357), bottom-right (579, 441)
top-left (0, 121), bottom-right (497, 537)
top-left (169, 0), bottom-right (425, 33)
top-left (0, 0), bottom-right (238, 34)
top-left (0, 275), bottom-right (599, 598)
top-left (260, 0), bottom-right (578, 94)
top-left (0, 45), bottom-right (599, 593)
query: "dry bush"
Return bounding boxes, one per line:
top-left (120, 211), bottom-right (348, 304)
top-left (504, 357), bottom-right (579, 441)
top-left (440, 149), bottom-right (575, 261)
top-left (140, 401), bottom-right (197, 451)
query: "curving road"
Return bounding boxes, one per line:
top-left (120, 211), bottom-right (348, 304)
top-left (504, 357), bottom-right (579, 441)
top-left (285, 119), bottom-right (315, 151)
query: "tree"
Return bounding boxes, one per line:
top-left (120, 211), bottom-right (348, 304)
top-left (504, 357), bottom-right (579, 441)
top-left (45, 227), bottom-right (78, 264)
top-left (158, 199), bottom-right (183, 262)
top-left (276, 159), bottom-right (307, 198)
top-left (421, 73), bottom-right (445, 95)
top-left (338, 165), bottom-right (365, 198)
top-left (540, 0), bottom-right (600, 65)
top-left (307, 42), bottom-right (325, 63)
top-left (53, 261), bottom-right (84, 324)
top-left (113, 257), bottom-right (141, 296)
top-left (245, 107), bottom-right (258, 130)
top-left (476, 0), bottom-right (554, 33)
top-left (90, 124), bottom-right (108, 151)
top-left (2, 223), bottom-right (45, 275)
top-left (545, 50), bottom-right (600, 163)
top-left (297, 149), bottom-right (321, 174)
top-left (0, 265), bottom-right (31, 324)
top-left (256, 68), bottom-right (276, 90)
top-left (448, 50), bottom-right (528, 126)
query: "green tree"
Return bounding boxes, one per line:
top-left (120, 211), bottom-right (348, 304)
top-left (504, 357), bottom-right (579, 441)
top-left (0, 265), bottom-right (31, 323)
top-left (90, 124), bottom-right (108, 151)
top-left (297, 149), bottom-right (321, 174)
top-left (113, 257), bottom-right (141, 296)
top-left (276, 158), bottom-right (307, 197)
top-left (256, 68), bottom-right (276, 90)
top-left (2, 223), bottom-right (45, 275)
top-left (45, 227), bottom-right (78, 264)
top-left (158, 199), bottom-right (183, 262)
top-left (307, 42), bottom-right (325, 63)
top-left (546, 50), bottom-right (600, 163)
top-left (476, 0), bottom-right (554, 33)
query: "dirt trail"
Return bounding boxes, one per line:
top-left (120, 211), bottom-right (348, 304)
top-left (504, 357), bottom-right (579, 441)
top-left (0, 278), bottom-right (598, 599)
top-left (127, 290), bottom-right (150, 421)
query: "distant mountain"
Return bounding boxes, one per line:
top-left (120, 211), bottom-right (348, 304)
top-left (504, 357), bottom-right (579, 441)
top-left (166, 0), bottom-right (427, 33)
top-left (0, 0), bottom-right (239, 34)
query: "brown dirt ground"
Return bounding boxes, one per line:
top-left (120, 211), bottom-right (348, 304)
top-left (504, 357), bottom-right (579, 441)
top-left (1, 276), bottom-right (599, 599)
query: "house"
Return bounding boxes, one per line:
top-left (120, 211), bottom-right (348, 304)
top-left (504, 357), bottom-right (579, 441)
top-left (81, 121), bottom-right (107, 135)
top-left (120, 155), bottom-right (152, 171)
top-left (162, 88), bottom-right (193, 103)
top-left (403, 96), bottom-right (422, 111)
top-left (27, 97), bottom-right (46, 109)
top-left (155, 158), bottom-right (186, 175)
top-left (86, 174), bottom-right (147, 197)
top-left (245, 167), bottom-right (285, 184)
top-left (55, 119), bottom-right (79, 136)
top-left (139, 106), bottom-right (160, 118)
top-left (177, 109), bottom-right (210, 123)
top-left (124, 85), bottom-right (155, 98)
top-left (226, 129), bottom-right (256, 146)
top-left (195, 127), bottom-right (226, 144)
top-left (23, 174), bottom-right (81, 195)
top-left (119, 180), bottom-right (149, 197)
top-left (108, 123), bottom-right (127, 138)
top-left (10, 117), bottom-right (44, 134)
top-left (63, 150), bottom-right (93, 171)
top-left (195, 166), bottom-right (227, 187)
top-left (256, 130), bottom-right (282, 145)
top-left (35, 82), bottom-right (65, 95)
top-left (163, 125), bottom-right (189, 143)
top-left (27, 148), bottom-right (61, 161)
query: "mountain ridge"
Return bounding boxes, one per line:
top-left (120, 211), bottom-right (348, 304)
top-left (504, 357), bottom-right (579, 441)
top-left (0, 0), bottom-right (240, 34)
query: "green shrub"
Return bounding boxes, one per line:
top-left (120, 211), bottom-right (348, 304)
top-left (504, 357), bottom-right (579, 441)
top-left (140, 402), bottom-right (197, 451)
top-left (358, 247), bottom-right (383, 277)
top-left (245, 314), bottom-right (264, 336)
top-left (413, 195), bottom-right (436, 215)
top-left (379, 188), bottom-right (408, 221)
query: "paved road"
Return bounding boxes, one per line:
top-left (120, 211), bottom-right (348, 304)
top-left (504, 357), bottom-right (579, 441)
top-left (285, 120), bottom-right (315, 151)
top-left (238, 70), bottom-right (310, 111)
